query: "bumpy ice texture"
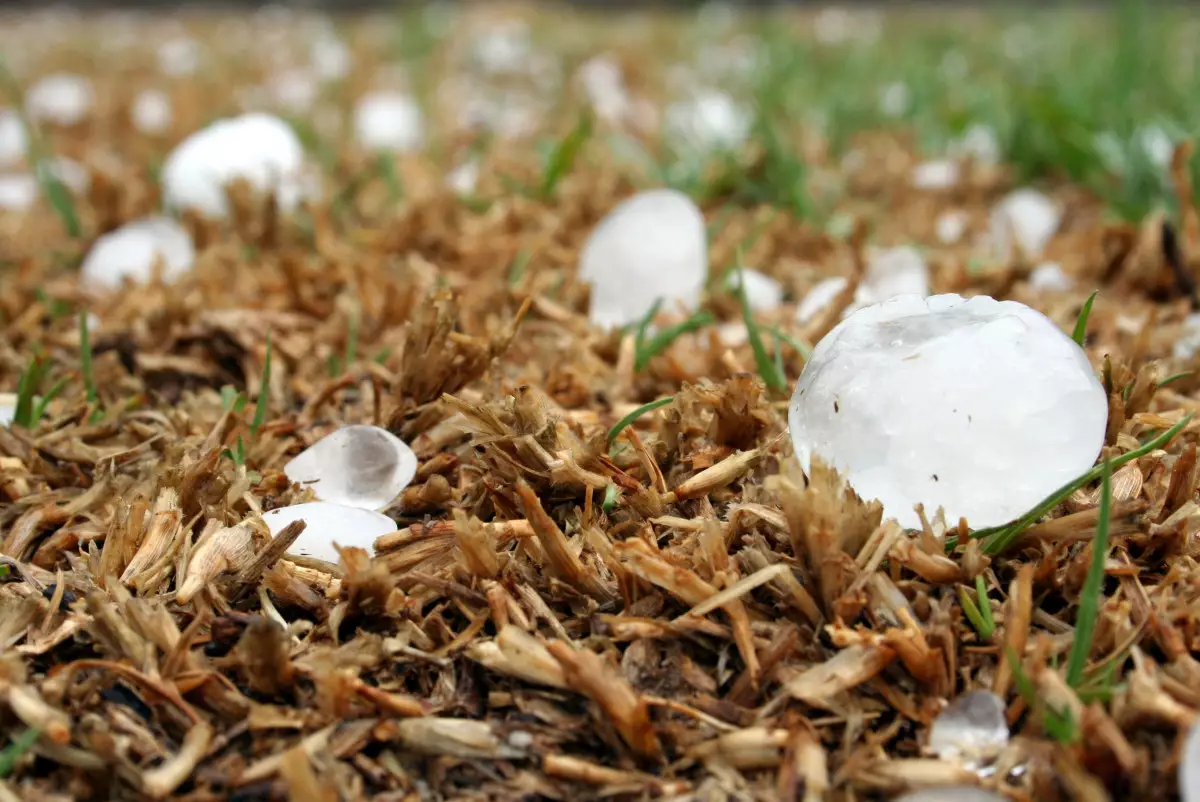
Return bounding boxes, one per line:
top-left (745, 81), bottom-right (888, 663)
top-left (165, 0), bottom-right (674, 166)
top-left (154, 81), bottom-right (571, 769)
top-left (284, 424), bottom-right (417, 511)
top-left (580, 188), bottom-right (708, 329)
top-left (263, 502), bottom-right (397, 565)
top-left (788, 294), bottom-right (1107, 529)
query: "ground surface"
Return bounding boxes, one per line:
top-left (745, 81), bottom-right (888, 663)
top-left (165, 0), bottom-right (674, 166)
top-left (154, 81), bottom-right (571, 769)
top-left (2, 3), bottom-right (1200, 801)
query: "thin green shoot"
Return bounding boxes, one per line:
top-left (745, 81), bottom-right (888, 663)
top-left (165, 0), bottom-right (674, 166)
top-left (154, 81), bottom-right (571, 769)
top-left (507, 248), bottom-right (532, 287)
top-left (1072, 291), bottom-right (1098, 347)
top-left (772, 327), bottom-right (785, 381)
top-left (0, 728), bottom-right (39, 777)
top-left (250, 333), bottom-right (272, 441)
top-left (221, 434), bottom-right (247, 467)
top-left (220, 386), bottom-right (247, 414)
top-left (540, 109), bottom-right (593, 198)
top-left (1066, 460), bottom-right (1112, 689)
top-left (975, 575), bottom-right (997, 638)
top-left (607, 396), bottom-right (674, 446)
top-left (377, 153), bottom-right (403, 204)
top-left (34, 288), bottom-right (70, 322)
top-left (1006, 646), bottom-right (1077, 744)
top-left (33, 377), bottom-right (68, 425)
top-left (601, 483), bottom-right (618, 512)
top-left (373, 347), bottom-right (393, 365)
top-left (770, 325), bottom-right (812, 359)
top-left (13, 356), bottom-right (49, 429)
top-left (958, 586), bottom-right (993, 640)
top-left (1158, 371), bottom-right (1191, 389)
top-left (629, 298), bottom-right (664, 354)
top-left (634, 310), bottom-right (715, 371)
top-left (345, 307), bottom-right (359, 367)
top-left (977, 414), bottom-right (1191, 554)
top-left (735, 252), bottom-right (787, 392)
top-left (0, 564), bottom-right (8, 578)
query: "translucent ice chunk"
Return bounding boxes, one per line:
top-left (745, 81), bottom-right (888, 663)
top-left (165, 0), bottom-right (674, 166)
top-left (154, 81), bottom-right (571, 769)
top-left (795, 277), bottom-right (849, 326)
top-left (936, 210), bottom-right (969, 244)
top-left (990, 188), bottom-right (1060, 261)
top-left (132, 89), bottom-right (172, 135)
top-left (284, 425), bottom-right (418, 512)
top-left (580, 188), bottom-right (708, 329)
top-left (725, 268), bottom-right (783, 312)
top-left (856, 246), bottom-right (929, 308)
top-left (0, 174), bottom-right (37, 212)
top-left (789, 294), bottom-right (1108, 529)
top-left (1028, 262), bottom-right (1073, 293)
top-left (927, 690), bottom-right (1009, 763)
top-left (80, 216), bottom-right (195, 289)
top-left (263, 502), bottom-right (396, 564)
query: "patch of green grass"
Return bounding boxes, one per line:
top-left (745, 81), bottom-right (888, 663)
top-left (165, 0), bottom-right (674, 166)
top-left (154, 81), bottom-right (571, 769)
top-left (1007, 645), bottom-right (1077, 744)
top-left (0, 728), bottom-right (39, 777)
top-left (608, 396), bottom-right (674, 447)
top-left (601, 483), bottom-right (618, 512)
top-left (13, 355), bottom-right (62, 430)
top-left (251, 333), bottom-right (272, 441)
top-left (79, 311), bottom-right (100, 420)
top-left (734, 254), bottom-right (786, 393)
top-left (376, 153), bottom-right (403, 204)
top-left (507, 248), bottom-right (532, 287)
top-left (1065, 460), bottom-right (1112, 689)
top-left (1157, 371), bottom-right (1191, 389)
top-left (1072, 291), bottom-right (1098, 347)
top-left (539, 110), bottom-right (593, 199)
top-left (634, 310), bottom-right (715, 371)
top-left (958, 584), bottom-right (995, 640)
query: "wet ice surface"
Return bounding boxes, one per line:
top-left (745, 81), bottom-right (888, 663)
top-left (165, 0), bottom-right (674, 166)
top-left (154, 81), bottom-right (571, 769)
top-left (927, 690), bottom-right (1010, 763)
top-left (789, 294), bottom-right (1108, 528)
top-left (285, 425), bottom-right (418, 512)
top-left (264, 501), bottom-right (396, 565)
top-left (580, 188), bottom-right (708, 329)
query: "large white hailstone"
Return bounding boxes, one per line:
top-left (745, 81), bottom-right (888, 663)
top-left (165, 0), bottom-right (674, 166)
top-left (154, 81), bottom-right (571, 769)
top-left (795, 277), bottom-right (849, 326)
top-left (895, 790), bottom-right (1006, 802)
top-left (284, 425), bottom-right (418, 512)
top-left (161, 113), bottom-right (305, 218)
top-left (25, 73), bottom-right (93, 126)
top-left (580, 189), bottom-right (707, 329)
top-left (132, 89), bottom-right (172, 135)
top-left (927, 690), bottom-right (1009, 763)
top-left (935, 210), bottom-right (969, 244)
top-left (990, 188), bottom-right (1060, 261)
top-left (664, 89), bottom-right (750, 153)
top-left (856, 246), bottom-right (930, 308)
top-left (878, 81), bottom-right (910, 118)
top-left (80, 216), bottom-right (195, 290)
top-left (1174, 313), bottom-right (1200, 360)
top-left (158, 37), bottom-right (200, 76)
top-left (1028, 262), bottom-right (1073, 293)
top-left (0, 174), bottom-right (37, 212)
top-left (911, 159), bottom-right (960, 191)
top-left (0, 109), bottom-right (27, 167)
top-left (1181, 716), bottom-right (1200, 802)
top-left (788, 294), bottom-right (1108, 529)
top-left (263, 502), bottom-right (396, 565)
top-left (353, 91), bottom-right (423, 152)
top-left (726, 269), bottom-right (783, 312)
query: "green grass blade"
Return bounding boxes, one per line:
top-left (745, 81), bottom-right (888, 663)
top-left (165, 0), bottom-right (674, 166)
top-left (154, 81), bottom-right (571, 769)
top-left (507, 248), bottom-right (532, 287)
top-left (1006, 646), bottom-right (1076, 743)
top-left (736, 252), bottom-right (787, 392)
top-left (607, 396), bottom-right (674, 446)
top-left (601, 483), bottom-right (618, 512)
top-left (0, 728), bottom-right (39, 777)
top-left (958, 585), bottom-right (991, 639)
top-left (629, 298), bottom-right (664, 354)
top-left (377, 153), bottom-right (403, 204)
top-left (1158, 371), bottom-right (1192, 389)
top-left (1072, 291), bottom-right (1098, 347)
top-left (635, 311), bottom-right (714, 371)
top-left (345, 307), bottom-right (359, 368)
top-left (250, 333), bottom-right (272, 440)
top-left (975, 575), bottom-right (996, 637)
top-left (33, 377), bottom-right (68, 425)
top-left (1066, 459), bottom-right (1112, 689)
top-left (540, 110), bottom-right (593, 198)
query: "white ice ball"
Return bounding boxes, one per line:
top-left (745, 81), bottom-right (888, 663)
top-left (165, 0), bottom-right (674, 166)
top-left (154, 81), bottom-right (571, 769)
top-left (284, 425), bottom-right (418, 512)
top-left (580, 188), bottom-right (708, 329)
top-left (664, 89), bottom-right (750, 153)
top-left (80, 216), bottom-right (195, 290)
top-left (0, 109), bottom-right (28, 167)
top-left (911, 159), bottom-right (959, 191)
top-left (726, 268), bottom-right (783, 312)
top-left (1181, 716), bottom-right (1200, 802)
top-left (795, 277), bottom-right (850, 326)
top-left (353, 91), bottom-right (424, 153)
top-left (263, 502), bottom-right (397, 565)
top-left (1028, 262), bottom-right (1073, 293)
top-left (25, 73), bottom-right (93, 126)
top-left (935, 210), bottom-right (969, 244)
top-left (161, 113), bottom-right (306, 219)
top-left (0, 174), bottom-right (37, 212)
top-left (788, 294), bottom-right (1107, 529)
top-left (856, 246), bottom-right (929, 308)
top-left (132, 89), bottom-right (172, 135)
top-left (991, 188), bottom-right (1060, 261)
top-left (157, 37), bottom-right (200, 76)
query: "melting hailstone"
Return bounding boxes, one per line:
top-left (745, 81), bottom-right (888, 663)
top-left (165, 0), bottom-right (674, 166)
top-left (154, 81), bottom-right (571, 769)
top-left (25, 73), bottom-right (93, 126)
top-left (788, 294), bottom-right (1108, 529)
top-left (911, 159), bottom-right (959, 191)
top-left (795, 277), bottom-right (849, 326)
top-left (131, 89), bottom-right (172, 135)
top-left (0, 174), bottom-right (37, 212)
top-left (927, 690), bottom-right (1009, 763)
top-left (1181, 715), bottom-right (1200, 802)
top-left (725, 269), bottom-right (783, 312)
top-left (284, 425), bottom-right (418, 512)
top-left (263, 502), bottom-right (396, 565)
top-left (990, 188), bottom-right (1060, 261)
top-left (80, 216), bottom-right (195, 289)
top-left (1028, 262), bottom-right (1073, 293)
top-left (856, 246), bottom-right (929, 307)
top-left (895, 789), bottom-right (1006, 802)
top-left (580, 188), bottom-right (707, 329)
top-left (353, 91), bottom-right (424, 153)
top-left (1174, 313), bottom-right (1200, 360)
top-left (161, 113), bottom-right (306, 219)
top-left (0, 393), bottom-right (14, 426)
top-left (664, 89), bottom-right (750, 153)
top-left (936, 210), bottom-right (969, 244)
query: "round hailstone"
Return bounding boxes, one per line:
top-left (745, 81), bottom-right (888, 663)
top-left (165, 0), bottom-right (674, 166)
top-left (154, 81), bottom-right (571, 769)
top-left (471, 20), bottom-right (531, 75)
top-left (927, 690), bottom-right (1009, 763)
top-left (579, 55), bottom-right (630, 125)
top-left (665, 89), bottom-right (749, 153)
top-left (990, 188), bottom-right (1060, 262)
top-left (726, 269), bottom-right (783, 312)
top-left (856, 246), bottom-right (930, 308)
top-left (1181, 716), bottom-right (1200, 802)
top-left (161, 113), bottom-right (305, 219)
top-left (263, 502), bottom-right (396, 564)
top-left (1134, 124), bottom-right (1173, 170)
top-left (936, 210), bottom-right (969, 244)
top-left (579, 188), bottom-right (707, 329)
top-left (788, 294), bottom-right (1108, 529)
top-left (131, 89), bottom-right (172, 135)
top-left (895, 789), bottom-right (1006, 802)
top-left (80, 216), bottom-right (195, 290)
top-left (445, 160), bottom-right (479, 196)
top-left (284, 425), bottom-right (418, 512)
top-left (911, 159), bottom-right (960, 191)
top-left (0, 109), bottom-right (27, 167)
top-left (0, 173), bottom-right (37, 212)
top-left (353, 91), bottom-right (423, 153)
top-left (1028, 262), bottom-right (1073, 293)
top-left (25, 73), bottom-right (93, 126)
top-left (795, 277), bottom-right (849, 326)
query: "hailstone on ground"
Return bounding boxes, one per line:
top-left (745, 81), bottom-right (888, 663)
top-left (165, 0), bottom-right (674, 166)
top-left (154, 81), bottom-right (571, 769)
top-left (263, 502), bottom-right (396, 564)
top-left (1180, 716), bottom-right (1200, 802)
top-left (579, 188), bottom-right (707, 329)
top-left (0, 109), bottom-right (27, 167)
top-left (895, 790), bottom-right (1005, 802)
top-left (664, 89), bottom-right (749, 153)
top-left (1174, 313), bottom-right (1200, 360)
top-left (161, 113), bottom-right (306, 218)
top-left (935, 210), bottom-right (969, 244)
top-left (1028, 262), bottom-right (1073, 293)
top-left (0, 174), bottom-right (37, 212)
top-left (927, 690), bottom-right (1009, 764)
top-left (856, 246), bottom-right (929, 307)
top-left (131, 89), bottom-right (172, 135)
top-left (990, 188), bottom-right (1060, 262)
top-left (284, 425), bottom-right (418, 511)
top-left (795, 277), bottom-right (849, 326)
top-left (911, 159), bottom-right (959, 191)
top-left (725, 268), bottom-right (783, 312)
top-left (80, 216), bottom-right (195, 290)
top-left (789, 294), bottom-right (1108, 529)
top-left (25, 73), bottom-right (93, 126)
top-left (0, 393), bottom-right (14, 426)
top-left (353, 91), bottom-right (424, 152)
